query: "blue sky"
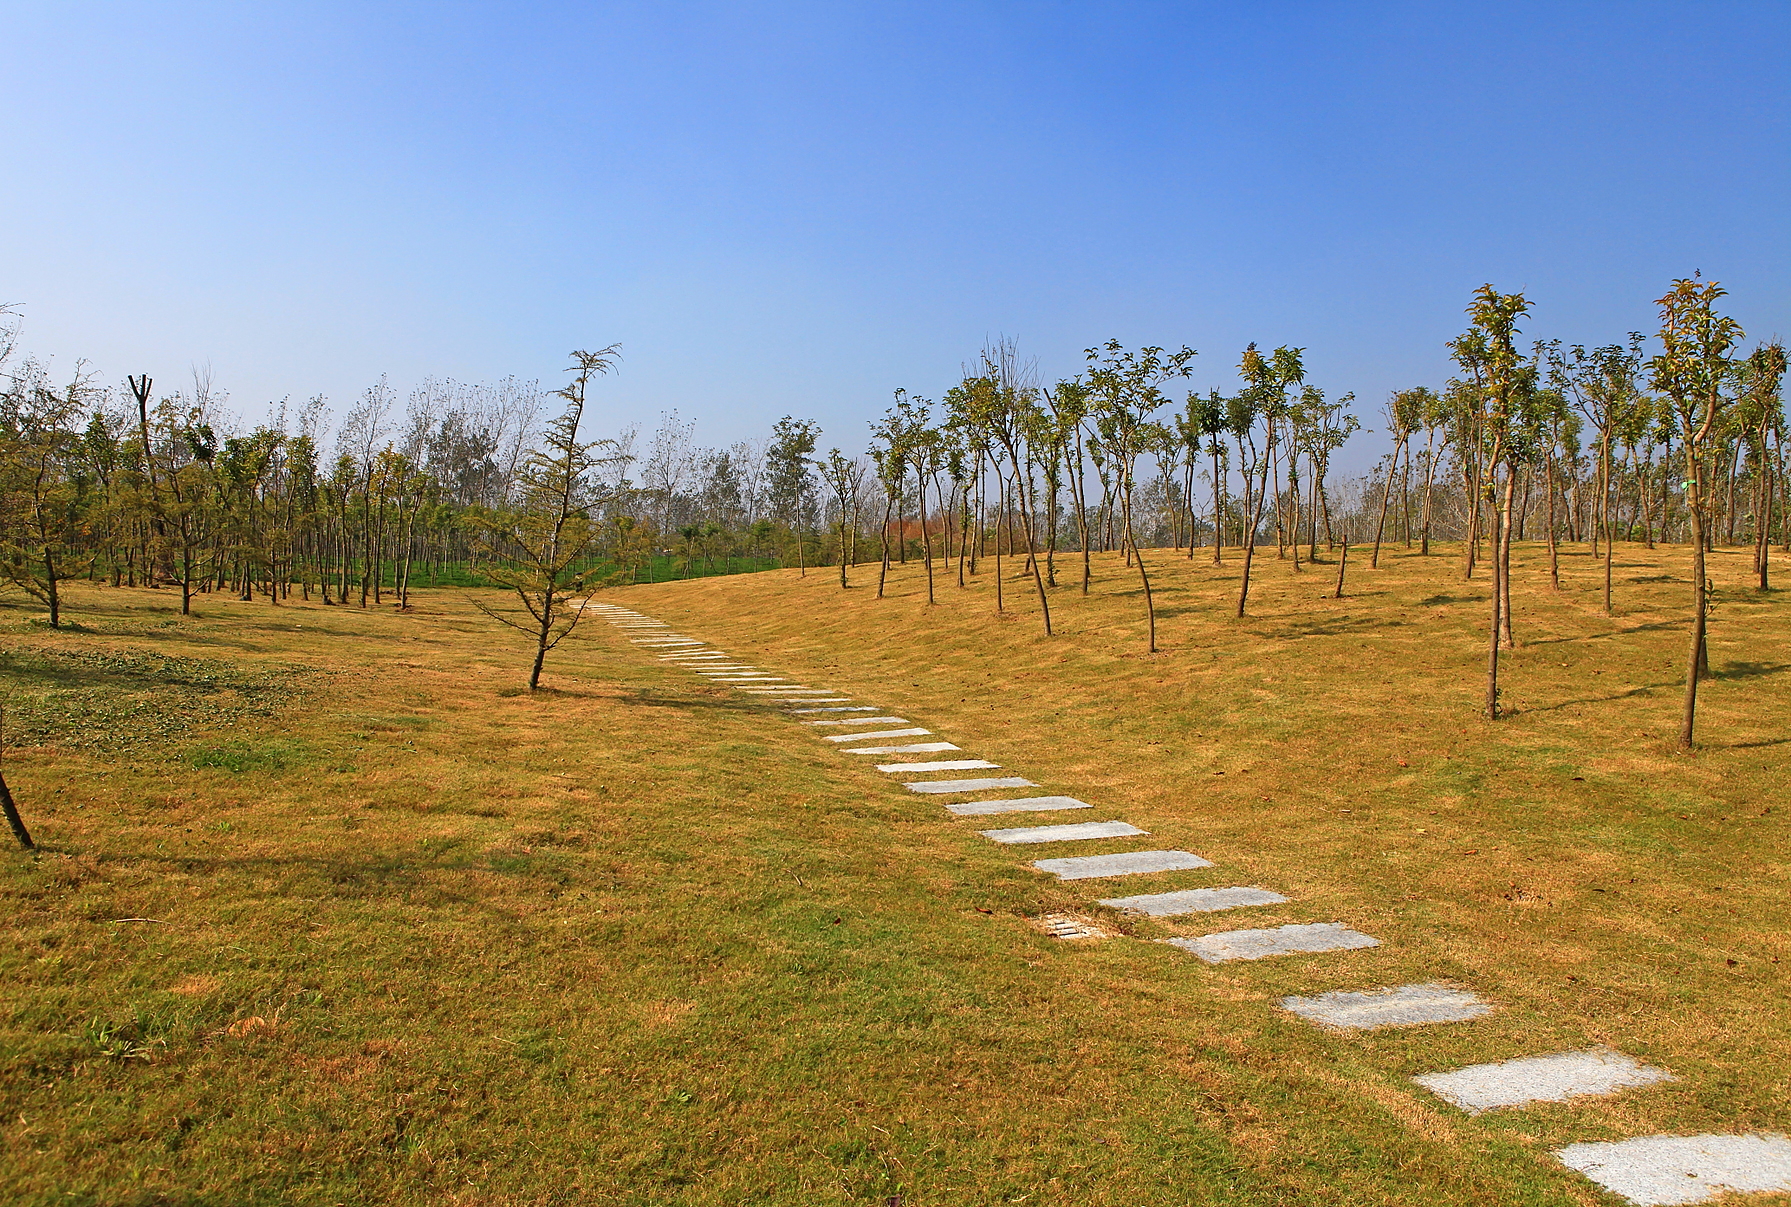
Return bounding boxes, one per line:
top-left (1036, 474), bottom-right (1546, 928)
top-left (5, 2), bottom-right (1786, 467)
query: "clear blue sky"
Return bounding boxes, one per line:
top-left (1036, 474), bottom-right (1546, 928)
top-left (5, 2), bottom-right (1786, 468)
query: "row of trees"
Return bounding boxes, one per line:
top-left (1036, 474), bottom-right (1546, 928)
top-left (1, 280), bottom-right (1783, 748)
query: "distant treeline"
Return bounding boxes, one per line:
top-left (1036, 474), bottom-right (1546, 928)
top-left (0, 283), bottom-right (1783, 646)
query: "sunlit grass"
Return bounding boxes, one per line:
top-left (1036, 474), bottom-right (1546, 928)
top-left (0, 542), bottom-right (1785, 1205)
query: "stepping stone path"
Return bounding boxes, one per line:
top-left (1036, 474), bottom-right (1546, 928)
top-left (822, 728), bottom-right (930, 741)
top-left (1164, 922), bottom-right (1379, 964)
top-left (1033, 850), bottom-right (1214, 880)
top-left (945, 796), bottom-right (1093, 816)
top-left (1414, 1048), bottom-right (1673, 1116)
top-left (876, 758), bottom-right (996, 772)
top-left (1099, 886), bottom-right (1288, 916)
top-left (1555, 1135), bottom-right (1791, 1206)
top-left (978, 820), bottom-right (1145, 845)
top-left (905, 777), bottom-right (1036, 794)
top-left (599, 600), bottom-right (1776, 1205)
top-left (1279, 983), bottom-right (1492, 1030)
top-left (849, 742), bottom-right (960, 755)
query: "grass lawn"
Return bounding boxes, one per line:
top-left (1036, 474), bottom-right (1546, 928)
top-left (1, 540), bottom-right (1786, 1205)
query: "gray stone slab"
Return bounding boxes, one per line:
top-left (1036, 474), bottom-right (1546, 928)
top-left (850, 742), bottom-right (959, 755)
top-left (1556, 1134), bottom-right (1791, 1206)
top-left (770, 697), bottom-right (851, 703)
top-left (876, 758), bottom-right (993, 772)
top-left (789, 706), bottom-right (878, 713)
top-left (1415, 1048), bottom-right (1673, 1116)
top-left (1098, 886), bottom-right (1289, 917)
top-left (825, 728), bottom-right (931, 742)
top-left (904, 777), bottom-right (1036, 794)
top-left (661, 652), bottom-right (730, 658)
top-left (1164, 922), bottom-right (1378, 964)
top-left (802, 717), bottom-right (908, 726)
top-left (1033, 850), bottom-right (1214, 880)
top-left (1280, 983), bottom-right (1493, 1031)
top-left (979, 820), bottom-right (1146, 845)
top-left (945, 796), bottom-right (1093, 816)
top-left (739, 685), bottom-right (821, 691)
top-left (706, 675), bottom-right (784, 681)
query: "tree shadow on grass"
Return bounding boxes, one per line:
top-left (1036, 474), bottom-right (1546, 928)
top-left (1523, 680), bottom-right (1674, 713)
top-left (1250, 615), bottom-right (1408, 640)
top-left (1526, 620), bottom-right (1683, 646)
top-left (1710, 661), bottom-right (1790, 682)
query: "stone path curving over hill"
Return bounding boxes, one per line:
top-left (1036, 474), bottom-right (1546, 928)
top-left (585, 600), bottom-right (1791, 1207)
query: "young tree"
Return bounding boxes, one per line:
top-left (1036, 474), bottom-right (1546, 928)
top-left (1737, 342), bottom-right (1787, 590)
top-left (1085, 339), bottom-right (1197, 651)
top-left (1371, 388), bottom-right (1429, 568)
top-left (1549, 336), bottom-right (1647, 614)
top-left (1233, 344), bottom-right (1302, 617)
top-left (1649, 279), bottom-right (1743, 749)
top-left (817, 448), bottom-right (865, 588)
top-left (474, 346), bottom-right (621, 690)
top-left (0, 361), bottom-right (97, 627)
top-left (766, 416), bottom-right (819, 574)
top-left (1450, 285), bottom-right (1530, 719)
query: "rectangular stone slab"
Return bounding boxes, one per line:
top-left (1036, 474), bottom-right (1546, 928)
top-left (823, 728), bottom-right (930, 742)
top-left (1556, 1134), bottom-right (1791, 1206)
top-left (1033, 850), bottom-right (1214, 880)
top-left (802, 717), bottom-right (908, 726)
top-left (979, 820), bottom-right (1146, 845)
top-left (1280, 983), bottom-right (1493, 1030)
top-left (945, 796), bottom-right (1093, 816)
top-left (1166, 922), bottom-right (1378, 964)
top-left (850, 742), bottom-right (960, 755)
top-left (876, 758), bottom-right (993, 772)
top-left (1098, 886), bottom-right (1289, 916)
top-left (1414, 1048), bottom-right (1673, 1116)
top-left (904, 777), bottom-right (1036, 793)
top-left (789, 706), bottom-right (878, 713)
top-left (769, 697), bottom-right (852, 703)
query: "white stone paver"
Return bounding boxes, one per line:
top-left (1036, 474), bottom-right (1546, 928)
top-left (850, 742), bottom-right (961, 755)
top-left (1414, 1048), bottom-right (1673, 1116)
top-left (1033, 850), bottom-right (1214, 880)
top-left (876, 758), bottom-right (994, 771)
top-left (1280, 984), bottom-right (1493, 1031)
top-left (790, 706), bottom-right (879, 713)
top-left (1165, 922), bottom-right (1379, 964)
top-left (944, 796), bottom-right (1093, 816)
top-left (822, 728), bottom-right (930, 742)
top-left (1555, 1134), bottom-right (1791, 1206)
top-left (1098, 887), bottom-right (1289, 917)
top-left (979, 820), bottom-right (1146, 845)
top-left (904, 777), bottom-right (1036, 793)
top-left (802, 717), bottom-right (908, 726)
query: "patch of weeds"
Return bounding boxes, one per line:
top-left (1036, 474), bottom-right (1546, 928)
top-left (84, 1006), bottom-right (180, 1063)
top-left (0, 645), bottom-right (318, 754)
top-left (186, 737), bottom-right (317, 775)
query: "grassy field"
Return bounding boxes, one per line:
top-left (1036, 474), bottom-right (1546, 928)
top-left (0, 540), bottom-right (1786, 1205)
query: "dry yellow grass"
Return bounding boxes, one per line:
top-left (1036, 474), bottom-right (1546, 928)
top-left (0, 541), bottom-right (1785, 1205)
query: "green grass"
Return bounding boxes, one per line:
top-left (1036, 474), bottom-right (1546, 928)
top-left (0, 542), bottom-right (1786, 1205)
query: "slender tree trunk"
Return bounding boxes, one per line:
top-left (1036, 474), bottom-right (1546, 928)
top-left (0, 770), bottom-right (32, 850)
top-left (1333, 534), bottom-right (1349, 598)
top-left (1545, 448), bottom-right (1561, 590)
top-left (1371, 441), bottom-right (1401, 569)
top-left (1680, 501), bottom-right (1708, 749)
top-left (876, 492), bottom-right (893, 599)
top-left (1499, 472), bottom-right (1516, 649)
top-left (1486, 480), bottom-right (1504, 719)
